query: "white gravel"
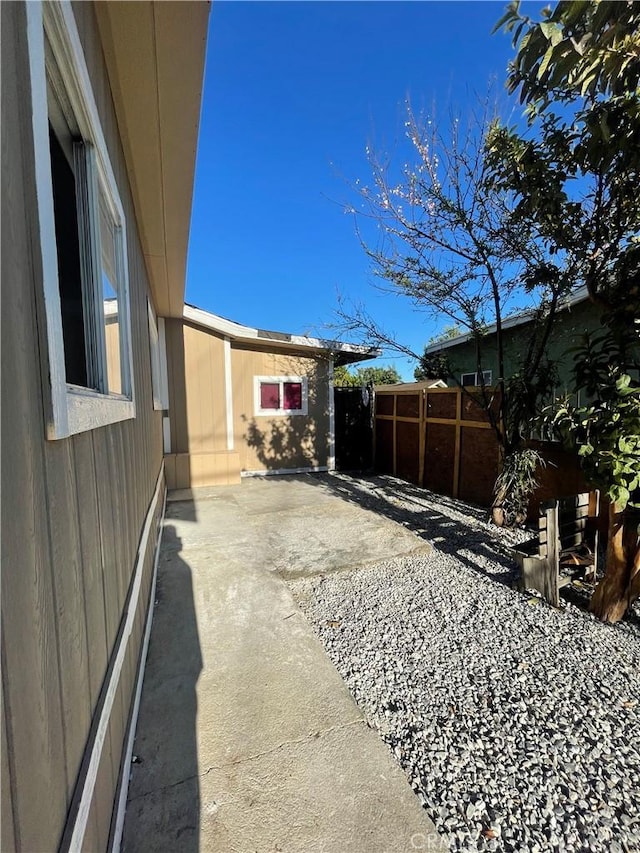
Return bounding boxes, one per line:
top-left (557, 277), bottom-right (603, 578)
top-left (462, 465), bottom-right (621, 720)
top-left (290, 474), bottom-right (640, 853)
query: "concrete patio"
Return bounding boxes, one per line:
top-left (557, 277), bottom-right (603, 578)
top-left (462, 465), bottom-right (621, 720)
top-left (122, 474), bottom-right (446, 853)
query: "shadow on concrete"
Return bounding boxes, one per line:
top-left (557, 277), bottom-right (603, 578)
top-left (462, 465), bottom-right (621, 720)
top-left (306, 472), bottom-right (519, 587)
top-left (308, 473), bottom-right (640, 629)
top-left (122, 523), bottom-right (202, 852)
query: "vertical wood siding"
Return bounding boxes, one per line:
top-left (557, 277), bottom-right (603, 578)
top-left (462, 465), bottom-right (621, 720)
top-left (165, 320), bottom-right (228, 455)
top-left (164, 321), bottom-right (331, 484)
top-left (231, 345), bottom-right (330, 472)
top-left (1, 3), bottom-right (163, 850)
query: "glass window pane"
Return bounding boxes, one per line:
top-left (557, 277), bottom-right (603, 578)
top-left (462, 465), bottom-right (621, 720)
top-left (260, 382), bottom-right (280, 410)
top-left (48, 122), bottom-right (88, 387)
top-left (100, 193), bottom-right (122, 394)
top-left (283, 382), bottom-right (302, 410)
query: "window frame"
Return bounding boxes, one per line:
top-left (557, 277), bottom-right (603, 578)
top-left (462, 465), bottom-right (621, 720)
top-left (254, 376), bottom-right (309, 417)
top-left (147, 300), bottom-right (169, 411)
top-left (460, 370), bottom-right (493, 387)
top-left (26, 0), bottom-right (136, 439)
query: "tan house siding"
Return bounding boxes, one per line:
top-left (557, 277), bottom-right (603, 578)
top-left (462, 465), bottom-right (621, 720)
top-left (232, 345), bottom-right (331, 473)
top-left (163, 319), bottom-right (241, 488)
top-left (163, 321), bottom-right (332, 487)
top-left (165, 320), bottom-right (228, 455)
top-left (1, 3), bottom-right (163, 850)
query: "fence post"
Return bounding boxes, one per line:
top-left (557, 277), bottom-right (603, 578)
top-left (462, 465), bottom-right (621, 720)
top-left (452, 388), bottom-right (462, 498)
top-left (392, 392), bottom-right (397, 477)
top-left (418, 389), bottom-right (426, 488)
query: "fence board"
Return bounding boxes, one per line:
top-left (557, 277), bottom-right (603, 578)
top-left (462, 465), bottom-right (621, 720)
top-left (396, 421), bottom-right (421, 484)
top-left (459, 425), bottom-right (499, 505)
top-left (424, 423), bottom-right (456, 496)
top-left (375, 386), bottom-right (500, 505)
top-left (374, 419), bottom-right (394, 475)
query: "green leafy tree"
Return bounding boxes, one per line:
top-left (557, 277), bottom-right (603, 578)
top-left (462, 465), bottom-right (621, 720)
top-left (428, 324), bottom-right (463, 345)
top-left (493, 0), bottom-right (640, 620)
top-left (334, 364), bottom-right (402, 387)
top-left (413, 325), bottom-right (463, 381)
top-left (549, 332), bottom-right (639, 622)
top-left (333, 365), bottom-right (360, 387)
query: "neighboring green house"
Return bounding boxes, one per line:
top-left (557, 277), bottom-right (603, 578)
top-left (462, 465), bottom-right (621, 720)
top-left (423, 287), bottom-right (602, 393)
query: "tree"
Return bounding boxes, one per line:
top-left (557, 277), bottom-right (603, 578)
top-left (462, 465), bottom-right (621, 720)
top-left (489, 2), bottom-right (640, 331)
top-left (492, 0), bottom-right (640, 620)
top-left (334, 364), bottom-right (402, 387)
top-left (428, 324), bottom-right (462, 345)
top-left (550, 331), bottom-right (640, 621)
top-left (339, 102), bottom-right (572, 524)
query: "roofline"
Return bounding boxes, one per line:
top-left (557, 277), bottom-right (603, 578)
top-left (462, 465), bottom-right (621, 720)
top-left (423, 286), bottom-right (591, 354)
top-left (182, 304), bottom-right (381, 363)
top-left (374, 380), bottom-right (448, 391)
top-left (95, 2), bottom-right (210, 319)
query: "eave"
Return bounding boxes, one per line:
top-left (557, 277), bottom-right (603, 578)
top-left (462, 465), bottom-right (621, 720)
top-left (95, 1), bottom-right (210, 318)
top-left (423, 286), bottom-right (591, 355)
top-left (183, 304), bottom-right (381, 366)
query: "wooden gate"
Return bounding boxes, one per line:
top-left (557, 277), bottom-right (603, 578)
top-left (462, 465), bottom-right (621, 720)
top-left (334, 386), bottom-right (373, 471)
top-left (374, 384), bottom-right (501, 506)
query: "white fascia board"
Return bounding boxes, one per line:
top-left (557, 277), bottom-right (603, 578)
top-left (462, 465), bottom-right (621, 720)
top-left (183, 304), bottom-right (379, 359)
top-left (423, 286), bottom-right (591, 355)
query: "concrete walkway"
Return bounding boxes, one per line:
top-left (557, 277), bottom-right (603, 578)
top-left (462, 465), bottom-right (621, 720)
top-left (122, 474), bottom-right (446, 853)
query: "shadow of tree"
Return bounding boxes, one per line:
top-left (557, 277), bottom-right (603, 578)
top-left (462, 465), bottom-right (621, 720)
top-left (297, 472), bottom-right (639, 628)
top-left (303, 472), bottom-right (526, 587)
top-left (242, 413), bottom-right (322, 471)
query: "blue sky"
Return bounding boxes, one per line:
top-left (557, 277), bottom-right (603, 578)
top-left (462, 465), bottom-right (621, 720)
top-left (186, 1), bottom-right (526, 379)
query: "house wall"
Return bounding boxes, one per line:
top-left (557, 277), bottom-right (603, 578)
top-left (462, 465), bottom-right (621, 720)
top-left (163, 321), bottom-right (331, 486)
top-left (1, 3), bottom-right (164, 851)
top-left (232, 344), bottom-right (331, 473)
top-left (163, 318), bottom-right (241, 488)
top-left (441, 299), bottom-right (603, 390)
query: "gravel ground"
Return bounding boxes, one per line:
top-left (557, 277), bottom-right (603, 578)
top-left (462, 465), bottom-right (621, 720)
top-left (289, 474), bottom-right (640, 853)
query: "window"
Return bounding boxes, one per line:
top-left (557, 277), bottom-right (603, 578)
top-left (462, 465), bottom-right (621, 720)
top-left (147, 301), bottom-right (169, 411)
top-left (27, 1), bottom-right (135, 438)
top-left (461, 370), bottom-right (492, 387)
top-left (254, 376), bottom-right (308, 416)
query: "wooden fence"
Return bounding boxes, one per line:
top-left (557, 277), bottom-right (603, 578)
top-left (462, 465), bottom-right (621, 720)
top-left (374, 385), bottom-right (501, 506)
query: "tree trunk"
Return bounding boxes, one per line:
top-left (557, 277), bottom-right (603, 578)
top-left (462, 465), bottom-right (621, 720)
top-left (590, 502), bottom-right (640, 623)
top-left (491, 493), bottom-right (506, 527)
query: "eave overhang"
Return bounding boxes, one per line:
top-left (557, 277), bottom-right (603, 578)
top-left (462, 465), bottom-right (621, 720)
top-left (95, 1), bottom-right (210, 318)
top-left (183, 304), bottom-right (381, 365)
top-left (423, 285), bottom-right (591, 355)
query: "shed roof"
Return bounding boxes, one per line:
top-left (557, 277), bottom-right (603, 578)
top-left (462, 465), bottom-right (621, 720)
top-left (183, 304), bottom-right (381, 366)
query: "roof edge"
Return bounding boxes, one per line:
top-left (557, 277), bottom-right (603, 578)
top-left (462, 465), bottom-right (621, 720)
top-left (423, 286), bottom-right (591, 355)
top-left (182, 304), bottom-right (380, 362)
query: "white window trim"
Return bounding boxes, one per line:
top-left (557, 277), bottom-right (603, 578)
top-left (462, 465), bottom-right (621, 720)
top-left (223, 338), bottom-right (234, 450)
top-left (254, 376), bottom-right (309, 417)
top-left (328, 357), bottom-right (335, 471)
top-left (461, 370), bottom-right (493, 387)
top-left (27, 0), bottom-right (136, 439)
top-left (147, 301), bottom-right (169, 411)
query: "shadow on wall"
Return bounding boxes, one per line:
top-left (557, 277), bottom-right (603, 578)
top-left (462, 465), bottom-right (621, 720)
top-left (122, 523), bottom-right (202, 852)
top-left (242, 414), bottom-right (319, 470)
